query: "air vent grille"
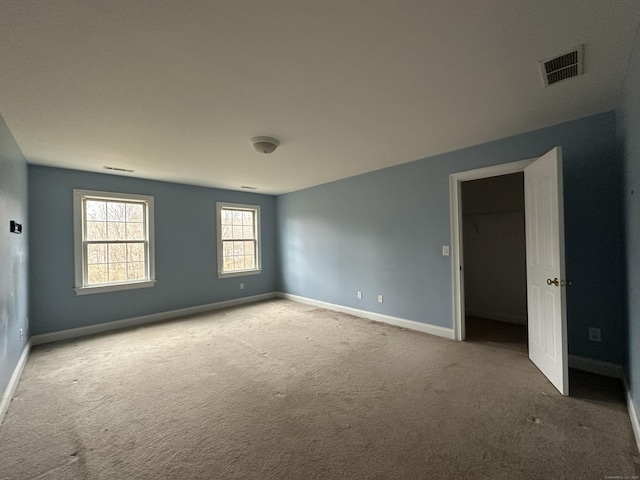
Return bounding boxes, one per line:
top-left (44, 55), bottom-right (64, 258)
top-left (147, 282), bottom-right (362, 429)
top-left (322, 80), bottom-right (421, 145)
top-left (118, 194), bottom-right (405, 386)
top-left (539, 45), bottom-right (583, 86)
top-left (104, 166), bottom-right (134, 173)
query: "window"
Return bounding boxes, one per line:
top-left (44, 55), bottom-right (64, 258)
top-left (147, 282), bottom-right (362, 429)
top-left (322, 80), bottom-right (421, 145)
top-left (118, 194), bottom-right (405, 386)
top-left (73, 189), bottom-right (156, 295)
top-left (216, 202), bottom-right (261, 278)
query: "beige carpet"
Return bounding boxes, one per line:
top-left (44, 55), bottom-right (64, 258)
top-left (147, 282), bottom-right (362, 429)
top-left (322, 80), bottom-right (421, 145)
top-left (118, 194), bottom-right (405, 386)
top-left (0, 299), bottom-right (638, 479)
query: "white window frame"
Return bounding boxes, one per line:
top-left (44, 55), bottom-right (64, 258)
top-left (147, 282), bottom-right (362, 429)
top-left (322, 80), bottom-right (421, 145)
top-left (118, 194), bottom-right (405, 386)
top-left (73, 189), bottom-right (156, 295)
top-left (216, 202), bottom-right (262, 278)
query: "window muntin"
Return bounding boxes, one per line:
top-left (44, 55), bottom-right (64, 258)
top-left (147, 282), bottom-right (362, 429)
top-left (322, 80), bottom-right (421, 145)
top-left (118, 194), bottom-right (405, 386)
top-left (217, 202), bottom-right (261, 277)
top-left (74, 190), bottom-right (155, 294)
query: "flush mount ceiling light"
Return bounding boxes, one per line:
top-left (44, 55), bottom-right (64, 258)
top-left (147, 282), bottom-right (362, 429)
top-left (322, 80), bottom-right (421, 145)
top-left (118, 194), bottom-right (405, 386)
top-left (252, 136), bottom-right (280, 154)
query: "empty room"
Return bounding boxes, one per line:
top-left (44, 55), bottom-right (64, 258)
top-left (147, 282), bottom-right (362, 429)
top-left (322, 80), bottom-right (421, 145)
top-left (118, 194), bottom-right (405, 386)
top-left (2, 1), bottom-right (640, 478)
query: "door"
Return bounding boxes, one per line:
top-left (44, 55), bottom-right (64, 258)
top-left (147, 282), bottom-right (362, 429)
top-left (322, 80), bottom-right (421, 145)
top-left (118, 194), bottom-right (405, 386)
top-left (524, 147), bottom-right (568, 395)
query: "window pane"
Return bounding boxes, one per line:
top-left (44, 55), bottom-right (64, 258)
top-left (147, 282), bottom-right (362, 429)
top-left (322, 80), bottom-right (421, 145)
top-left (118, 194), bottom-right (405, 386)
top-left (85, 201), bottom-right (106, 221)
top-left (108, 263), bottom-right (127, 282)
top-left (127, 243), bottom-right (145, 262)
top-left (87, 244), bottom-right (107, 265)
top-left (88, 264), bottom-right (108, 285)
top-left (107, 222), bottom-right (126, 240)
top-left (233, 241), bottom-right (245, 256)
top-left (223, 256), bottom-right (234, 272)
top-left (107, 202), bottom-right (126, 222)
top-left (127, 262), bottom-right (145, 280)
top-left (232, 256), bottom-right (244, 270)
top-left (242, 226), bottom-right (253, 239)
top-left (86, 221), bottom-right (107, 241)
top-left (78, 191), bottom-right (154, 290)
top-left (126, 203), bottom-right (144, 222)
top-left (223, 241), bottom-right (233, 257)
top-left (126, 223), bottom-right (144, 240)
top-left (218, 204), bottom-right (259, 275)
top-left (221, 209), bottom-right (233, 225)
top-left (108, 243), bottom-right (127, 263)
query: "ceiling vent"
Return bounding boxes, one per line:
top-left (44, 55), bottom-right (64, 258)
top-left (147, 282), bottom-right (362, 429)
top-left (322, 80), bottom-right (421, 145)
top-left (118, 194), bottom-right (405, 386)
top-left (104, 165), bottom-right (134, 173)
top-left (539, 45), bottom-right (583, 86)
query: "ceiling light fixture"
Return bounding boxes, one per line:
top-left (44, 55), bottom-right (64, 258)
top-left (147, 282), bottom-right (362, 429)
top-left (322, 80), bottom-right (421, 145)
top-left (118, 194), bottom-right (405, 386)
top-left (252, 136), bottom-right (280, 154)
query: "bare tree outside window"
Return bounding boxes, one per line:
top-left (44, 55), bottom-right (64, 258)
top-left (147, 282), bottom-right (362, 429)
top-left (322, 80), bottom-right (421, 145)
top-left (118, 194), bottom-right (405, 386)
top-left (216, 202), bottom-right (261, 277)
top-left (74, 190), bottom-right (155, 294)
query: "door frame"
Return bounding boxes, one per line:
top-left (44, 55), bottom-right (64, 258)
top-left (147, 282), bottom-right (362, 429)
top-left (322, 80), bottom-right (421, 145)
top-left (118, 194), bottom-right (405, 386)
top-left (449, 158), bottom-right (535, 341)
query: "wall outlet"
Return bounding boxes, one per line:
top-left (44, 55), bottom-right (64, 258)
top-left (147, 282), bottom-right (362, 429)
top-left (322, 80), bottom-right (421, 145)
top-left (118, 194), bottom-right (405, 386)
top-left (588, 327), bottom-right (601, 342)
top-left (357, 291), bottom-right (362, 300)
top-left (378, 295), bottom-right (383, 303)
top-left (240, 283), bottom-right (244, 290)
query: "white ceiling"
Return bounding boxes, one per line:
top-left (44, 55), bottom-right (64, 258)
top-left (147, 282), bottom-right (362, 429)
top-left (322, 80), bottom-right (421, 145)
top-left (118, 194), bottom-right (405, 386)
top-left (1, 1), bottom-right (638, 195)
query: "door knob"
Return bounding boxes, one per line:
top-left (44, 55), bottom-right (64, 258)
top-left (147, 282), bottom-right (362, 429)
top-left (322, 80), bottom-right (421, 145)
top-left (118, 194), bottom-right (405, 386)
top-left (546, 278), bottom-right (559, 286)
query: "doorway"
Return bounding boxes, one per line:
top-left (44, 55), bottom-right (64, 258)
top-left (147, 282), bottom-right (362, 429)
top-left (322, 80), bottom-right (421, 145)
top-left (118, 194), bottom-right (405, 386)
top-left (460, 173), bottom-right (527, 352)
top-left (449, 149), bottom-right (569, 395)
top-left (449, 158), bottom-right (533, 342)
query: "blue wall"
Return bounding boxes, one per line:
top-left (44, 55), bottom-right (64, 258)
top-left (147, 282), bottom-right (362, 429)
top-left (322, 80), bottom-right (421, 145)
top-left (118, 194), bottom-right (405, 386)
top-left (28, 166), bottom-right (276, 335)
top-left (619, 27), bottom-right (640, 422)
top-left (0, 113), bottom-right (29, 398)
top-left (277, 111), bottom-right (624, 364)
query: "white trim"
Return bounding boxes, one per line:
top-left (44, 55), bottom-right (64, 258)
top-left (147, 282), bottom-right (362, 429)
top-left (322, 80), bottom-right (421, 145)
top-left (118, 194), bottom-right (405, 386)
top-left (31, 292), bottom-right (277, 346)
top-left (450, 158), bottom-right (535, 341)
top-left (216, 202), bottom-right (262, 278)
top-left (73, 189), bottom-right (156, 295)
top-left (277, 292), bottom-right (455, 340)
top-left (74, 279), bottom-right (157, 295)
top-left (567, 354), bottom-right (624, 379)
top-left (217, 269), bottom-right (263, 279)
top-left (623, 376), bottom-right (640, 454)
top-left (1, 341), bottom-right (31, 425)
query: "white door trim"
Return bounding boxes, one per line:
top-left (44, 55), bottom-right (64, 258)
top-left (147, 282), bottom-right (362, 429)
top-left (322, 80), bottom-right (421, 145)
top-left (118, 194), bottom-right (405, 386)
top-left (449, 158), bottom-right (535, 341)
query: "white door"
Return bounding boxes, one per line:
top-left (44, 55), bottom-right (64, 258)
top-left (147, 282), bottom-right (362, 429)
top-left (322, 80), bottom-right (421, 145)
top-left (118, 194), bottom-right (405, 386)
top-left (524, 147), bottom-right (569, 395)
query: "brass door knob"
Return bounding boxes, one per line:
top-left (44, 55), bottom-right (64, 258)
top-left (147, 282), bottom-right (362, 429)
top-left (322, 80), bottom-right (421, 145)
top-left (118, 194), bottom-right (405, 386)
top-left (546, 278), bottom-right (560, 286)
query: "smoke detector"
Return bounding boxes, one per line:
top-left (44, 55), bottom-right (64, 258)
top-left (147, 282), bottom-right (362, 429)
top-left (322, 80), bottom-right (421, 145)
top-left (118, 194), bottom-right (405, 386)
top-left (252, 136), bottom-right (280, 154)
top-left (539, 45), bottom-right (584, 86)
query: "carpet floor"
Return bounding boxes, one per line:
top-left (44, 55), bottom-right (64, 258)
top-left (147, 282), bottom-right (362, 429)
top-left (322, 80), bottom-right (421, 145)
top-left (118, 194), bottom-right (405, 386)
top-left (0, 299), bottom-right (638, 479)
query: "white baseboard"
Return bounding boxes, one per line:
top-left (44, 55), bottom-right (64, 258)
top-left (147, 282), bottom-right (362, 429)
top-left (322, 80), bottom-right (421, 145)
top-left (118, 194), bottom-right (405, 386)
top-left (465, 308), bottom-right (527, 326)
top-left (568, 355), bottom-right (625, 379)
top-left (622, 376), bottom-right (640, 455)
top-left (277, 292), bottom-right (455, 340)
top-left (1, 341), bottom-right (31, 425)
top-left (31, 292), bottom-right (277, 346)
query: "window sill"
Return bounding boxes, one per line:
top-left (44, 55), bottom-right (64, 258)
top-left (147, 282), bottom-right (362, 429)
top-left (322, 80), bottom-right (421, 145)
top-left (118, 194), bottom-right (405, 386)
top-left (217, 269), bottom-right (262, 279)
top-left (74, 279), bottom-right (157, 296)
